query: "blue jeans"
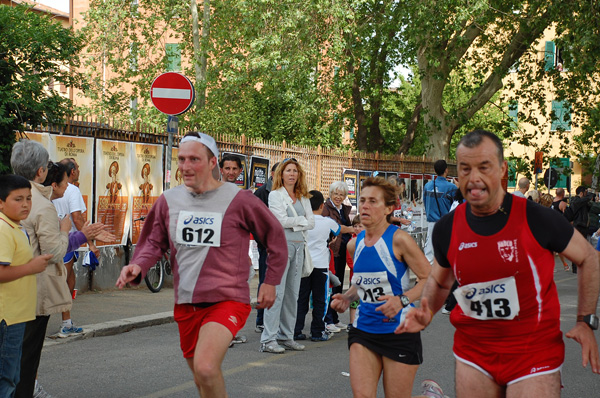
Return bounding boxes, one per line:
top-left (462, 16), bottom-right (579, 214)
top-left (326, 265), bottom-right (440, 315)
top-left (0, 320), bottom-right (26, 398)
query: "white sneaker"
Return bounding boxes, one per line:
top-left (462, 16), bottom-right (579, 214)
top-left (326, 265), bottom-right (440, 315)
top-left (326, 324), bottom-right (341, 333)
top-left (441, 306), bottom-right (451, 315)
top-left (421, 379), bottom-right (448, 398)
top-left (259, 341), bottom-right (285, 354)
top-left (335, 322), bottom-right (347, 329)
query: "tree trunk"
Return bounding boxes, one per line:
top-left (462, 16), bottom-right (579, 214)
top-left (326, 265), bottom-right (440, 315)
top-left (397, 101), bottom-right (422, 155)
top-left (190, 0), bottom-right (209, 109)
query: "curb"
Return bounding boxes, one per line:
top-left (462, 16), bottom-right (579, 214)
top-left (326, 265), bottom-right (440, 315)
top-left (44, 311), bottom-right (174, 347)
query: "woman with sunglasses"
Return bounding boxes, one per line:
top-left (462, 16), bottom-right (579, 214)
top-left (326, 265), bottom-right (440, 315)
top-left (260, 158), bottom-right (315, 354)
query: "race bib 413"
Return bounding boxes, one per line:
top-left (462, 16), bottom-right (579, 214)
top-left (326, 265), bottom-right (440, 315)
top-left (454, 276), bottom-right (519, 320)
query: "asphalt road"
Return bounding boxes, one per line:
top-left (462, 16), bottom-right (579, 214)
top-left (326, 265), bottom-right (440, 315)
top-left (38, 263), bottom-right (600, 397)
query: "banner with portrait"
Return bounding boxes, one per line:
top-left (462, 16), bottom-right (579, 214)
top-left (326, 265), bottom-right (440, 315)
top-left (358, 171), bottom-right (372, 198)
top-left (249, 156), bottom-right (270, 190)
top-left (131, 143), bottom-right (164, 245)
top-left (343, 169), bottom-right (359, 207)
top-left (221, 152), bottom-right (248, 188)
top-left (54, 135), bottom-right (95, 224)
top-left (167, 147), bottom-right (184, 188)
top-left (95, 140), bottom-right (132, 246)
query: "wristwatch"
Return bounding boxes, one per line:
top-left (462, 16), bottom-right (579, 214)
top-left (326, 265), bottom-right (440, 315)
top-left (398, 295), bottom-right (410, 308)
top-left (577, 314), bottom-right (599, 330)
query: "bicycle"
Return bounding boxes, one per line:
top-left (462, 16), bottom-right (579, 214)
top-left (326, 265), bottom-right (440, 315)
top-left (132, 216), bottom-right (172, 293)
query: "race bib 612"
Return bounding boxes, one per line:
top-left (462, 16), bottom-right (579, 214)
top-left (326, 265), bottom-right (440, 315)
top-left (175, 211), bottom-right (222, 247)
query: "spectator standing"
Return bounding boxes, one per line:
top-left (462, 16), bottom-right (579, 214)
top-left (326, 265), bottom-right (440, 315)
top-left (0, 175), bottom-right (52, 398)
top-left (260, 158), bottom-right (314, 354)
top-left (513, 177), bottom-right (530, 198)
top-left (322, 181), bottom-right (354, 333)
top-left (12, 143), bottom-right (110, 398)
top-left (551, 188), bottom-right (568, 213)
top-left (294, 190), bottom-right (340, 342)
top-left (570, 186), bottom-right (595, 274)
top-left (423, 160), bottom-right (457, 265)
top-left (52, 158), bottom-right (97, 338)
top-left (253, 162), bottom-right (278, 333)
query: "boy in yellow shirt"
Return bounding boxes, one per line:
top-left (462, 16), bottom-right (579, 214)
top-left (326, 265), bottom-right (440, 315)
top-left (0, 175), bottom-right (51, 398)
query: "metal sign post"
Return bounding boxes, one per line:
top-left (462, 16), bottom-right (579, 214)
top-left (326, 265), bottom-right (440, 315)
top-left (150, 72), bottom-right (194, 191)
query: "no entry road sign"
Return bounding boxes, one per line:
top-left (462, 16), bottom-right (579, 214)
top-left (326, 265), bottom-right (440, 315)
top-left (150, 72), bottom-right (195, 115)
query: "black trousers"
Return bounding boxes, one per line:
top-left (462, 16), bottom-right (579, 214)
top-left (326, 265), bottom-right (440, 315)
top-left (325, 242), bottom-right (348, 325)
top-left (255, 245), bottom-right (268, 326)
top-left (295, 268), bottom-right (329, 338)
top-left (15, 315), bottom-right (50, 398)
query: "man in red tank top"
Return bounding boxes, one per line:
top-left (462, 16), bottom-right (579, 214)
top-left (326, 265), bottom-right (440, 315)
top-left (397, 130), bottom-right (599, 397)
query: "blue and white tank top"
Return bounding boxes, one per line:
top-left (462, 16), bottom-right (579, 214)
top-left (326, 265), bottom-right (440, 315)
top-left (352, 224), bottom-right (413, 334)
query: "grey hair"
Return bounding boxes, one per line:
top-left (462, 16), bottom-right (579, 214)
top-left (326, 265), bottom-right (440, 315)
top-left (457, 129), bottom-right (504, 164)
top-left (329, 181), bottom-right (349, 197)
top-left (11, 140), bottom-right (49, 180)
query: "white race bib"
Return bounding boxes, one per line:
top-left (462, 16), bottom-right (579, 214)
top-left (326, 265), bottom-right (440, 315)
top-left (454, 276), bottom-right (519, 320)
top-left (175, 211), bottom-right (222, 247)
top-left (352, 271), bottom-right (393, 303)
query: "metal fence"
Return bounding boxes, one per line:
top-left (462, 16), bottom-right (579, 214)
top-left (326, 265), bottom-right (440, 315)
top-left (31, 116), bottom-right (456, 193)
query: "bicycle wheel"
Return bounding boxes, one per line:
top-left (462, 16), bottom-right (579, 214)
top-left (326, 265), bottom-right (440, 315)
top-left (144, 259), bottom-right (165, 293)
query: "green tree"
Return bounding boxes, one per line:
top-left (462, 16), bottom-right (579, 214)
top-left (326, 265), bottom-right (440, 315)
top-left (0, 4), bottom-right (84, 173)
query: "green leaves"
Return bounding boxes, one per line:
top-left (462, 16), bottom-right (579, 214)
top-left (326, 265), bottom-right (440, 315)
top-left (0, 4), bottom-right (84, 173)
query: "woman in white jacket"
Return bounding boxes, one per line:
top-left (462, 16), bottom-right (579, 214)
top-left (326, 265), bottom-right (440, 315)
top-left (260, 158), bottom-right (315, 354)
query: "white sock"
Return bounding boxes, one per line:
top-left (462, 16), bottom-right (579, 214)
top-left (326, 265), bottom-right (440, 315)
top-left (62, 319), bottom-right (73, 328)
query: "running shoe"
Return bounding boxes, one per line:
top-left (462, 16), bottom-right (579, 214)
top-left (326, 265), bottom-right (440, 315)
top-left (294, 333), bottom-right (307, 340)
top-left (255, 325), bottom-right (264, 333)
top-left (441, 306), bottom-right (451, 315)
top-left (335, 322), bottom-right (347, 329)
top-left (260, 341), bottom-right (285, 354)
top-left (311, 331), bottom-right (331, 342)
top-left (232, 335), bottom-right (247, 344)
top-left (420, 379), bottom-right (449, 398)
top-left (325, 324), bottom-right (341, 333)
top-left (58, 324), bottom-right (84, 338)
top-left (279, 339), bottom-right (305, 351)
top-left (33, 381), bottom-right (53, 398)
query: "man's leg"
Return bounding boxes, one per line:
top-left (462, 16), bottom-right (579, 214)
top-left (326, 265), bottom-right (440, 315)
top-left (380, 357), bottom-right (419, 398)
top-left (62, 256), bottom-right (76, 323)
top-left (15, 316), bottom-right (50, 398)
top-left (455, 360), bottom-right (504, 398)
top-left (309, 269), bottom-right (328, 338)
top-left (349, 343), bottom-right (382, 398)
top-left (255, 245), bottom-right (268, 329)
top-left (506, 372), bottom-right (560, 398)
top-left (294, 275), bottom-right (311, 338)
top-left (0, 321), bottom-right (26, 398)
top-left (424, 221), bottom-right (436, 265)
top-left (185, 322), bottom-right (233, 398)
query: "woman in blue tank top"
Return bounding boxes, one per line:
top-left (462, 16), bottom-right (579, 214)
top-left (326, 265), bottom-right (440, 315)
top-left (331, 177), bottom-right (431, 398)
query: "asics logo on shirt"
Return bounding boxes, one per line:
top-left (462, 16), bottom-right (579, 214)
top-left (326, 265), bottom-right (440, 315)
top-left (458, 241), bottom-right (478, 251)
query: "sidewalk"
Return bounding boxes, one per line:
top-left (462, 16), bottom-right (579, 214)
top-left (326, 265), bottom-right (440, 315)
top-left (44, 273), bottom-right (261, 347)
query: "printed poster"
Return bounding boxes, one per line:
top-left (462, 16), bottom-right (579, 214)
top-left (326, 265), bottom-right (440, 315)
top-left (54, 135), bottom-right (95, 223)
top-left (168, 147), bottom-right (184, 188)
top-left (249, 156), bottom-right (270, 190)
top-left (95, 140), bottom-right (132, 246)
top-left (131, 143), bottom-right (164, 245)
top-left (358, 170), bottom-right (372, 198)
top-left (343, 169), bottom-right (359, 207)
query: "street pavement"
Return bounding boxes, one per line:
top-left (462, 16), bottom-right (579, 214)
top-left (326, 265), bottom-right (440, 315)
top-left (39, 258), bottom-right (600, 397)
